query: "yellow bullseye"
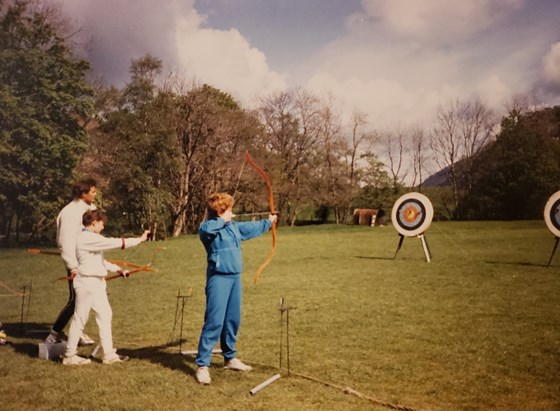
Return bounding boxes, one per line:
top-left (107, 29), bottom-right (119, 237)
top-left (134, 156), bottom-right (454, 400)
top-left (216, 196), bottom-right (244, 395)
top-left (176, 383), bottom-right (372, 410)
top-left (403, 205), bottom-right (419, 222)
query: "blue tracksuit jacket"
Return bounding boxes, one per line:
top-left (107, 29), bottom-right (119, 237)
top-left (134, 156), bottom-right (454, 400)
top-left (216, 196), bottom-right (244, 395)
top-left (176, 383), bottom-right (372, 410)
top-left (196, 217), bottom-right (272, 366)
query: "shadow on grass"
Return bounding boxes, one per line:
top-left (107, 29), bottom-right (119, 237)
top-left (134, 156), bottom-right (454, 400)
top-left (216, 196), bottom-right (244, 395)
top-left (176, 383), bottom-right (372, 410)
top-left (354, 255), bottom-right (426, 261)
top-left (354, 256), bottom-right (395, 260)
top-left (118, 341), bottom-right (197, 377)
top-left (2, 323), bottom-right (197, 377)
top-left (2, 322), bottom-right (50, 337)
top-left (10, 341), bottom-right (39, 358)
top-left (484, 260), bottom-right (549, 268)
top-left (2, 322), bottom-right (51, 359)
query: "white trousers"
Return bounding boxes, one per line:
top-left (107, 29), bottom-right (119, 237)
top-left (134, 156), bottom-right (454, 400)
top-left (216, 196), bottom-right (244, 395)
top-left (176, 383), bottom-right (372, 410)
top-left (64, 276), bottom-right (115, 358)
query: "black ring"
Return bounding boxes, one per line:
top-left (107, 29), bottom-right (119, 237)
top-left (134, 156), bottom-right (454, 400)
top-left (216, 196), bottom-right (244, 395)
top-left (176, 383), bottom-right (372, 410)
top-left (396, 199), bottom-right (426, 231)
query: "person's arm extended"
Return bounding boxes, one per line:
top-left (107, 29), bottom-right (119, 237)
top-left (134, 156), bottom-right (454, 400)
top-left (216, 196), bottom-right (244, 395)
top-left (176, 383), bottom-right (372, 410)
top-left (80, 231), bottom-right (150, 253)
top-left (237, 218), bottom-right (273, 241)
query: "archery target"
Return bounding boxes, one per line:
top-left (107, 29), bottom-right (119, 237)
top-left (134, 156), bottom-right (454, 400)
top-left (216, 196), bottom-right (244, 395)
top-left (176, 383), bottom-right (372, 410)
top-left (544, 191), bottom-right (560, 237)
top-left (391, 192), bottom-right (434, 237)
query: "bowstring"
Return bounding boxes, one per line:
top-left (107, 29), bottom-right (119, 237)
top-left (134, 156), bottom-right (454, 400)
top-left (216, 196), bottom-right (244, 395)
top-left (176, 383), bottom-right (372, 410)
top-left (232, 154), bottom-right (246, 200)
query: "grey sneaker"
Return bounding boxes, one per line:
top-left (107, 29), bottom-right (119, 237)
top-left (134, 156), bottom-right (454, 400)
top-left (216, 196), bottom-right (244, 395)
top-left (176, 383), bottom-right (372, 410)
top-left (62, 355), bottom-right (91, 366)
top-left (79, 333), bottom-right (95, 346)
top-left (224, 358), bottom-right (252, 372)
top-left (45, 332), bottom-right (59, 344)
top-left (196, 366), bottom-right (211, 384)
top-left (103, 353), bottom-right (129, 364)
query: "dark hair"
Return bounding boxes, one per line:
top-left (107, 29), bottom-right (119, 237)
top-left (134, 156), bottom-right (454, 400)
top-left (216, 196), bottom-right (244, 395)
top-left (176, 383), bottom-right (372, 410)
top-left (82, 210), bottom-right (107, 227)
top-left (72, 178), bottom-right (97, 199)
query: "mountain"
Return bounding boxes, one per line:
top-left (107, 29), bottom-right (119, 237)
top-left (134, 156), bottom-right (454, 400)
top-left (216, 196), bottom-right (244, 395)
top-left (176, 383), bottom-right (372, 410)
top-left (422, 167), bottom-right (449, 187)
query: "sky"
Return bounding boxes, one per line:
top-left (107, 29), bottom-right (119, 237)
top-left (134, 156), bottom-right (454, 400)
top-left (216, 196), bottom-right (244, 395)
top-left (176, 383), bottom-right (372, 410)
top-left (59, 0), bottom-right (560, 129)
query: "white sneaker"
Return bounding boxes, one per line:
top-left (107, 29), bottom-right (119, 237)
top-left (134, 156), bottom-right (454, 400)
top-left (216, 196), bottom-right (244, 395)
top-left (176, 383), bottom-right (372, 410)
top-left (224, 358), bottom-right (252, 372)
top-left (62, 355), bottom-right (91, 366)
top-left (196, 366), bottom-right (211, 384)
top-left (79, 333), bottom-right (95, 346)
top-left (103, 353), bottom-right (129, 364)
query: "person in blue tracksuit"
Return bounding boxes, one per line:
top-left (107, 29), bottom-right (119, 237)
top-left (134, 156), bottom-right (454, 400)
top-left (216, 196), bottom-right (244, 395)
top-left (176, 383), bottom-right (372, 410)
top-left (195, 192), bottom-right (277, 385)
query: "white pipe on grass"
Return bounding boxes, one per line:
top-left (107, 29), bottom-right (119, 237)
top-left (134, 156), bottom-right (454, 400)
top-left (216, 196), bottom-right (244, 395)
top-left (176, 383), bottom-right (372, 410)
top-left (249, 373), bottom-right (281, 395)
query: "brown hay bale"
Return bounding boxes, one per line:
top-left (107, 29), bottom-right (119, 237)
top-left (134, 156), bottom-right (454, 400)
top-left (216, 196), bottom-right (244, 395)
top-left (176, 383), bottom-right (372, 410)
top-left (353, 209), bottom-right (378, 226)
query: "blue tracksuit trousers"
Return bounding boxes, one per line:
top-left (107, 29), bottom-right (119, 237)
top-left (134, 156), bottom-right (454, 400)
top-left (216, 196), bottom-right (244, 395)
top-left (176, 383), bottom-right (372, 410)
top-left (195, 272), bottom-right (241, 367)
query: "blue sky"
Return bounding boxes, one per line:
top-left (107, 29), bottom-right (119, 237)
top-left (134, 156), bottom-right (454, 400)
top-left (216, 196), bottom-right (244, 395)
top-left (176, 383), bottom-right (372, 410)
top-left (61, 0), bottom-right (560, 128)
top-left (194, 0), bottom-right (362, 75)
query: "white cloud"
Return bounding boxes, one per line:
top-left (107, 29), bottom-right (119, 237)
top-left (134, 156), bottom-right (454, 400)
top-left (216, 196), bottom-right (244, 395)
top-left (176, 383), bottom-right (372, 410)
top-left (300, 0), bottom-right (536, 129)
top-left (306, 72), bottom-right (464, 129)
top-left (542, 42), bottom-right (560, 85)
top-left (174, 21), bottom-right (287, 106)
top-left (59, 0), bottom-right (286, 105)
top-left (56, 0), bottom-right (557, 129)
top-left (472, 74), bottom-right (510, 108)
top-left (356, 0), bottom-right (524, 43)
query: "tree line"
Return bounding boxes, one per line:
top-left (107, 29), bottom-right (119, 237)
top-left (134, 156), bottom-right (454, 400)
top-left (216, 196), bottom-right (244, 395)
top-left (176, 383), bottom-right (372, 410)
top-left (1, 1), bottom-right (559, 245)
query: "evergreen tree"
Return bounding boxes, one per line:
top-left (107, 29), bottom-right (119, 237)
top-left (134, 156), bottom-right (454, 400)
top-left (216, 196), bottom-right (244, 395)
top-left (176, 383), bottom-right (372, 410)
top-left (0, 1), bottom-right (94, 244)
top-left (466, 107), bottom-right (560, 219)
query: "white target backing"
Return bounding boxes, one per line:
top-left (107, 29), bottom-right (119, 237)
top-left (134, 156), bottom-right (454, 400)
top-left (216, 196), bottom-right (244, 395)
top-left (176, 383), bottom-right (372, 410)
top-left (544, 191), bottom-right (560, 237)
top-left (391, 192), bottom-right (434, 237)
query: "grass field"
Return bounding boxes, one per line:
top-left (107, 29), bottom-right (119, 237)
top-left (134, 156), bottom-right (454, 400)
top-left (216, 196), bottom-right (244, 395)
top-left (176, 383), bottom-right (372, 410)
top-left (1, 221), bottom-right (559, 411)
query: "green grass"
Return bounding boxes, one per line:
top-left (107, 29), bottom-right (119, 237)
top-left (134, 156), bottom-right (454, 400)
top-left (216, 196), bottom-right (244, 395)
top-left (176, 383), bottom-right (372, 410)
top-left (1, 221), bottom-right (560, 411)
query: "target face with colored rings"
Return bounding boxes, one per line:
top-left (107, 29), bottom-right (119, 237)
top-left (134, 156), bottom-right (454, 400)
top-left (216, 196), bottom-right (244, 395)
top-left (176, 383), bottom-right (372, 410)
top-left (544, 191), bottom-right (560, 237)
top-left (391, 192), bottom-right (434, 237)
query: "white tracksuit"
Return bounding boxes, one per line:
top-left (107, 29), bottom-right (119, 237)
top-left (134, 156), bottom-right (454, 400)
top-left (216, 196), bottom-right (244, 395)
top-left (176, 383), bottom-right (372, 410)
top-left (56, 200), bottom-right (96, 272)
top-left (64, 230), bottom-right (143, 359)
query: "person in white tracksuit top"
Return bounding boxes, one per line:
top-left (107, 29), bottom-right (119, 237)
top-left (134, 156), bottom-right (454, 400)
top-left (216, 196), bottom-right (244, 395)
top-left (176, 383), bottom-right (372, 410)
top-left (62, 210), bottom-right (150, 365)
top-left (45, 178), bottom-right (98, 346)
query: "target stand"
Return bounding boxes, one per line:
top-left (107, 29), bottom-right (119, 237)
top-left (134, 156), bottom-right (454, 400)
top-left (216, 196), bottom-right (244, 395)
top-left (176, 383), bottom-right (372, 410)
top-left (547, 237), bottom-right (559, 267)
top-left (544, 191), bottom-right (560, 267)
top-left (391, 193), bottom-right (434, 263)
top-left (249, 297), bottom-right (295, 396)
top-left (167, 287), bottom-right (193, 352)
top-left (394, 232), bottom-right (432, 262)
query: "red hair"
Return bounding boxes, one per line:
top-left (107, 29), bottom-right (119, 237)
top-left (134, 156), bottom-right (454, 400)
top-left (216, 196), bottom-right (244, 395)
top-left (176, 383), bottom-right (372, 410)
top-left (207, 193), bottom-right (234, 218)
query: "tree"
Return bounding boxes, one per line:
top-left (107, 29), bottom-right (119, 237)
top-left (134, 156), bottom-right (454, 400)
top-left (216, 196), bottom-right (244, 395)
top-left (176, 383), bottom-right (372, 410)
top-left (352, 152), bottom-right (393, 211)
top-left (379, 127), bottom-right (408, 195)
top-left (256, 88), bottom-right (322, 226)
top-left (430, 98), bottom-right (496, 219)
top-left (168, 83), bottom-right (258, 235)
top-left (344, 110), bottom-right (377, 217)
top-left (466, 106), bottom-right (560, 219)
top-left (0, 0), bottom-right (94, 244)
top-left (314, 98), bottom-right (350, 223)
top-left (410, 124), bottom-right (429, 190)
top-left (87, 56), bottom-right (173, 236)
top-left (90, 56), bottom-right (258, 236)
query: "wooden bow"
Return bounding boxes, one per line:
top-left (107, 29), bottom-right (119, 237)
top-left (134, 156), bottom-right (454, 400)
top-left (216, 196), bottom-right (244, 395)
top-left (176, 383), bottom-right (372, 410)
top-left (55, 263), bottom-right (157, 281)
top-left (245, 151), bottom-right (277, 284)
top-left (28, 247), bottom-right (163, 281)
top-left (0, 281), bottom-right (30, 297)
top-left (105, 265), bottom-right (154, 281)
top-left (27, 248), bottom-right (59, 256)
top-left (105, 247), bottom-right (166, 281)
